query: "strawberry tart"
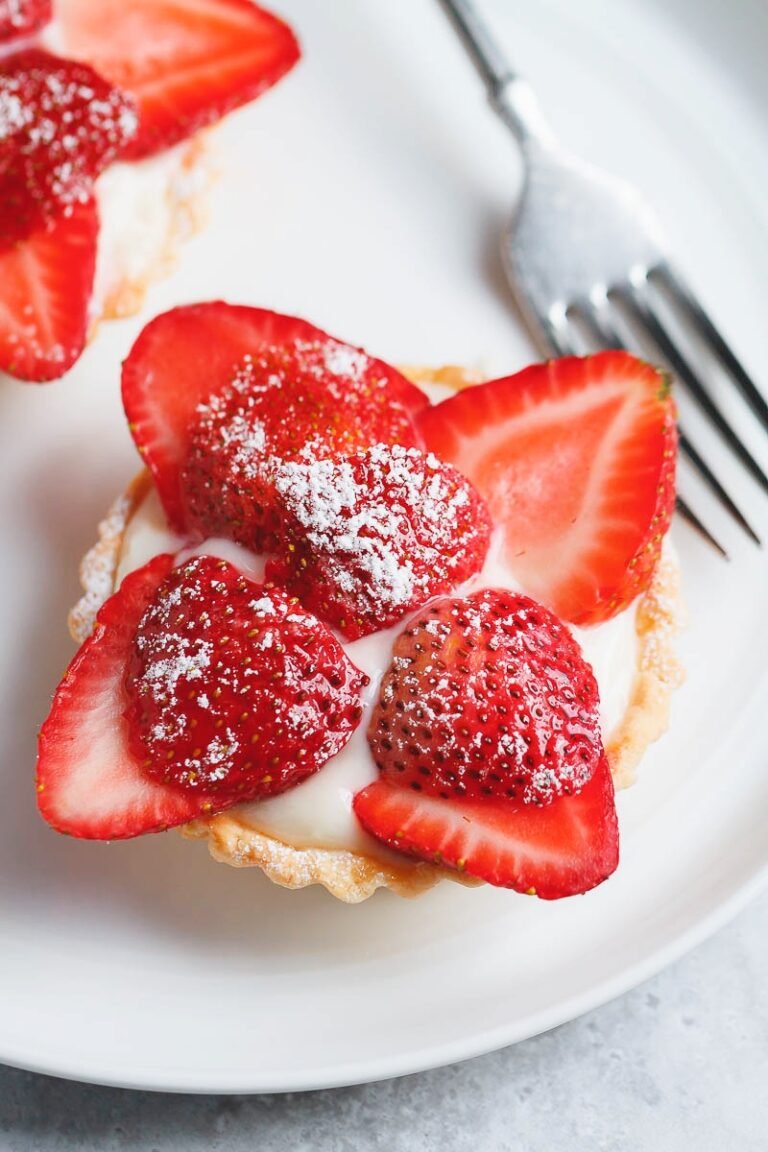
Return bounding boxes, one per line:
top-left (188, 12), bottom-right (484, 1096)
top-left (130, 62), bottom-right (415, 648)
top-left (36, 303), bottom-right (684, 902)
top-left (0, 0), bottom-right (298, 382)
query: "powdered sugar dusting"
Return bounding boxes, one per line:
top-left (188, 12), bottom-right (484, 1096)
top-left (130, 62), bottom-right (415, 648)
top-left (319, 341), bottom-right (369, 380)
top-left (0, 49), bottom-right (137, 231)
top-left (125, 556), bottom-right (368, 799)
top-left (190, 338), bottom-right (392, 475)
top-left (140, 635), bottom-right (213, 703)
top-left (3, 0), bottom-right (28, 30)
top-left (270, 443), bottom-right (491, 637)
top-left (196, 389), bottom-right (268, 484)
top-left (0, 0), bottom-right (51, 38)
top-left (182, 336), bottom-right (423, 548)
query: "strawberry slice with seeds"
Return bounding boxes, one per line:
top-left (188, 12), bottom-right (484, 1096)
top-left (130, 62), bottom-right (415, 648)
top-left (56, 0), bottom-right (300, 159)
top-left (265, 444), bottom-right (492, 640)
top-left (354, 758), bottom-right (618, 900)
top-left (354, 590), bottom-right (618, 898)
top-left (122, 302), bottom-right (429, 536)
top-left (418, 352), bottom-right (677, 625)
top-left (125, 555), bottom-right (368, 806)
top-left (0, 197), bottom-right (98, 382)
top-left (369, 591), bottom-right (604, 806)
top-left (0, 0), bottom-right (51, 41)
top-left (0, 48), bottom-right (137, 245)
top-left (36, 554), bottom-right (210, 839)
top-left (37, 554), bottom-right (368, 839)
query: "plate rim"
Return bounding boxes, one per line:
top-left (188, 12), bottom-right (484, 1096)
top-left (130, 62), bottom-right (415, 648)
top-left (1, 863), bottom-right (765, 1093)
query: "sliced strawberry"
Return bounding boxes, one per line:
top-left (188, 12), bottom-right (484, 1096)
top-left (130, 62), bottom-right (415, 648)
top-left (418, 352), bottom-right (677, 625)
top-left (125, 555), bottom-right (368, 805)
top-left (38, 553), bottom-right (368, 839)
top-left (0, 48), bottom-right (137, 245)
top-left (36, 554), bottom-right (211, 839)
top-left (0, 196), bottom-right (97, 382)
top-left (56, 0), bottom-right (300, 159)
top-left (265, 444), bottom-right (492, 640)
top-left (121, 302), bottom-right (429, 534)
top-left (0, 0), bottom-right (51, 42)
top-left (369, 591), bottom-right (603, 807)
top-left (354, 589), bottom-right (617, 898)
top-left (353, 756), bottom-right (618, 899)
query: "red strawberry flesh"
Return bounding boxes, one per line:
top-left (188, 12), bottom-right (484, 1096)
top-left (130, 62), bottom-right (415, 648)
top-left (125, 555), bottom-right (368, 805)
top-left (354, 588), bottom-right (618, 897)
top-left (368, 590), bottom-right (603, 806)
top-left (0, 195), bottom-right (98, 381)
top-left (0, 48), bottom-right (137, 245)
top-left (182, 343), bottom-right (427, 550)
top-left (56, 0), bottom-right (300, 159)
top-left (418, 352), bottom-right (677, 625)
top-left (353, 756), bottom-right (618, 899)
top-left (36, 554), bottom-right (213, 839)
top-left (121, 302), bottom-right (429, 533)
top-left (265, 444), bottom-right (493, 640)
top-left (0, 0), bottom-right (51, 41)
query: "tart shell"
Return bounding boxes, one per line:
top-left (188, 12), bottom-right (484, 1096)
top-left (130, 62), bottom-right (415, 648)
top-left (69, 368), bottom-right (685, 901)
top-left (93, 134), bottom-right (214, 331)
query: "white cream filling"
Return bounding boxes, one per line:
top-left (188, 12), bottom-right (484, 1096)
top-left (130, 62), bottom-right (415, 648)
top-left (117, 486), bottom-right (639, 855)
top-left (91, 146), bottom-right (201, 317)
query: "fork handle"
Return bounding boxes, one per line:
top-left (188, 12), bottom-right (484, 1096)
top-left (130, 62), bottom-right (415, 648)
top-left (437, 0), bottom-right (557, 149)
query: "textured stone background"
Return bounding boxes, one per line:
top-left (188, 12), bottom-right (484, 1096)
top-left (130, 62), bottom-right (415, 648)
top-left (1, 889), bottom-right (766, 1152)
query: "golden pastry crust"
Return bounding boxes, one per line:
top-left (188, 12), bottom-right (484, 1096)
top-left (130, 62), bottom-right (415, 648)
top-left (180, 818), bottom-right (473, 903)
top-left (605, 546), bottom-right (684, 789)
top-left (69, 367), bottom-right (684, 901)
top-left (69, 472), bottom-right (153, 645)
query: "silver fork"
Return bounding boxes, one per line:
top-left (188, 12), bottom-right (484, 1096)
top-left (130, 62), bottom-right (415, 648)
top-left (439, 0), bottom-right (768, 557)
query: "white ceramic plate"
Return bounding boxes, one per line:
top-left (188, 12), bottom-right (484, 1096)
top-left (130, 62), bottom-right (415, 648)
top-left (1, 0), bottom-right (766, 1093)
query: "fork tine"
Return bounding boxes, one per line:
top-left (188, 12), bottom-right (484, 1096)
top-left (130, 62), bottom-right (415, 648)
top-left (675, 497), bottom-right (729, 560)
top-left (538, 309), bottom-right (578, 357)
top-left (506, 280), bottom-right (577, 357)
top-left (678, 433), bottom-right (761, 546)
top-left (573, 299), bottom-right (736, 555)
top-left (572, 298), bottom-right (758, 541)
top-left (567, 298), bottom-right (624, 349)
top-left (611, 283), bottom-right (768, 497)
top-left (651, 261), bottom-right (768, 433)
